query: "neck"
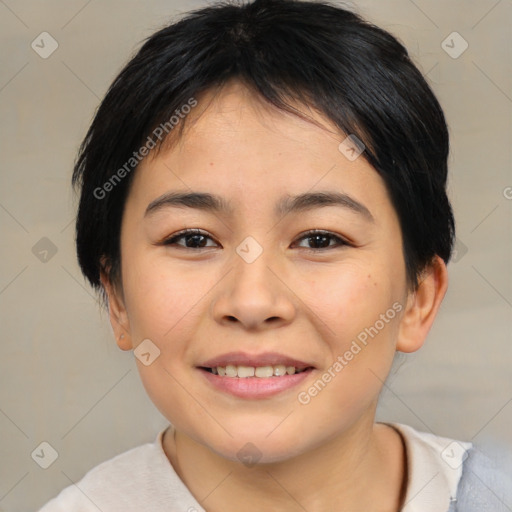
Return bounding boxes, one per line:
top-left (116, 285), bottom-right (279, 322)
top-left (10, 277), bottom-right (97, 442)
top-left (163, 413), bottom-right (406, 512)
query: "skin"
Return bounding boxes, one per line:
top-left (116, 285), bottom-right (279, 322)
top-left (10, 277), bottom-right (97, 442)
top-left (101, 80), bottom-right (448, 511)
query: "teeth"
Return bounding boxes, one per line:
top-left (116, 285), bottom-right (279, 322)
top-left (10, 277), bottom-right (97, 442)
top-left (255, 366), bottom-right (273, 378)
top-left (237, 366), bottom-right (255, 378)
top-left (274, 365), bottom-right (287, 376)
top-left (209, 364), bottom-right (307, 378)
top-left (225, 365), bottom-right (237, 377)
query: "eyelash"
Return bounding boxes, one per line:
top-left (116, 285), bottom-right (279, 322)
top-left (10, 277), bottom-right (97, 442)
top-left (161, 229), bottom-right (350, 251)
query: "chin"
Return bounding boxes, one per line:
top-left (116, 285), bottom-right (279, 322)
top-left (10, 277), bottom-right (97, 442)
top-left (193, 419), bottom-right (309, 464)
top-left (209, 436), bottom-right (306, 466)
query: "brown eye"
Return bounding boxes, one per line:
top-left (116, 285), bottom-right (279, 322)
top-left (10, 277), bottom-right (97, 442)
top-left (294, 230), bottom-right (349, 250)
top-left (163, 229), bottom-right (218, 249)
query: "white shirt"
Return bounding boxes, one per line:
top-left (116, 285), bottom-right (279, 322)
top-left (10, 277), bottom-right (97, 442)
top-left (37, 422), bottom-right (472, 512)
top-left (389, 423), bottom-right (471, 511)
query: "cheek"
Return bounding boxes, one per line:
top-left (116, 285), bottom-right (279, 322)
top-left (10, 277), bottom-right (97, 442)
top-left (121, 248), bottom-right (206, 344)
top-left (119, 251), bottom-right (207, 423)
top-left (296, 263), bottom-right (402, 403)
top-left (300, 263), bottom-right (399, 343)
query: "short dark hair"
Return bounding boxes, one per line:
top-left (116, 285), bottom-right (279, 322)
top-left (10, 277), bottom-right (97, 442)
top-left (72, 0), bottom-right (455, 303)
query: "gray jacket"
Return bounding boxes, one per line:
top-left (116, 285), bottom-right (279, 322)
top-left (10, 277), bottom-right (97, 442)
top-left (448, 446), bottom-right (512, 511)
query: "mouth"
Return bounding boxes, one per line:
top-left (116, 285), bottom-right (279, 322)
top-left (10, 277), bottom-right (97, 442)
top-left (199, 365), bottom-right (313, 378)
top-left (196, 352), bottom-right (316, 399)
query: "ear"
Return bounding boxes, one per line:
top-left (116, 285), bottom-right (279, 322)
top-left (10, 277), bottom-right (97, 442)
top-left (396, 255), bottom-right (449, 353)
top-left (99, 258), bottom-right (133, 351)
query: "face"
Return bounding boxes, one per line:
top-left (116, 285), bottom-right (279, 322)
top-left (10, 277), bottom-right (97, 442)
top-left (110, 81), bottom-right (415, 463)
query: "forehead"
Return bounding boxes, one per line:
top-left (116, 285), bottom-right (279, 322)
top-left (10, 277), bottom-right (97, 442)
top-left (126, 81), bottom-right (395, 226)
top-left (174, 81), bottom-right (342, 157)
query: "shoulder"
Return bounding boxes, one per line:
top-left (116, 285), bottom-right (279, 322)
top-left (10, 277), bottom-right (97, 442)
top-left (36, 428), bottom-right (186, 512)
top-left (386, 422), bottom-right (512, 512)
top-left (452, 445), bottom-right (512, 511)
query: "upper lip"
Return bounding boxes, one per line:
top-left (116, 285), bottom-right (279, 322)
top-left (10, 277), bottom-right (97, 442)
top-left (199, 351), bottom-right (314, 370)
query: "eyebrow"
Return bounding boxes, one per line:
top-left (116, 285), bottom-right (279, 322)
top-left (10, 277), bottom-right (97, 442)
top-left (144, 190), bottom-right (374, 222)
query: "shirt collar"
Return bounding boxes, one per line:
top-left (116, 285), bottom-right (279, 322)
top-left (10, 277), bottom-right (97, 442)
top-left (385, 423), bottom-right (472, 512)
top-left (157, 423), bottom-right (472, 512)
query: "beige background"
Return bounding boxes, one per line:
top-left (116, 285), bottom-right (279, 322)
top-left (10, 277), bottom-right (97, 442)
top-left (0, 0), bottom-right (511, 510)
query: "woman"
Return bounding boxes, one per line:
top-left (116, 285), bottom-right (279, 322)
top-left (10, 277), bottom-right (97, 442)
top-left (39, 0), bottom-right (512, 510)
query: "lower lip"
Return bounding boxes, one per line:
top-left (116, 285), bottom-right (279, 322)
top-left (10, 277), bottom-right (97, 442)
top-left (198, 368), bottom-right (314, 399)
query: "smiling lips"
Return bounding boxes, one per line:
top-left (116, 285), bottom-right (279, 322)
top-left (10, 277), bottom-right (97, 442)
top-left (197, 351), bottom-right (315, 399)
top-left (199, 351), bottom-right (314, 375)
top-left (210, 364), bottom-right (306, 378)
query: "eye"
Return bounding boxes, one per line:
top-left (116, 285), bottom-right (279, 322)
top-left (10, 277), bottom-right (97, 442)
top-left (293, 230), bottom-right (349, 250)
top-left (160, 229), bottom-right (350, 251)
top-left (162, 229), bottom-right (218, 249)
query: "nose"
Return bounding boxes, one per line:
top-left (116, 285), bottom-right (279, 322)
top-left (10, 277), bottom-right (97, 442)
top-left (211, 247), bottom-right (296, 331)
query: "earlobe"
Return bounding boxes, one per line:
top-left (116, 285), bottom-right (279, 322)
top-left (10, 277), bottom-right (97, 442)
top-left (117, 332), bottom-right (131, 351)
top-left (396, 255), bottom-right (449, 354)
top-left (99, 264), bottom-right (133, 351)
